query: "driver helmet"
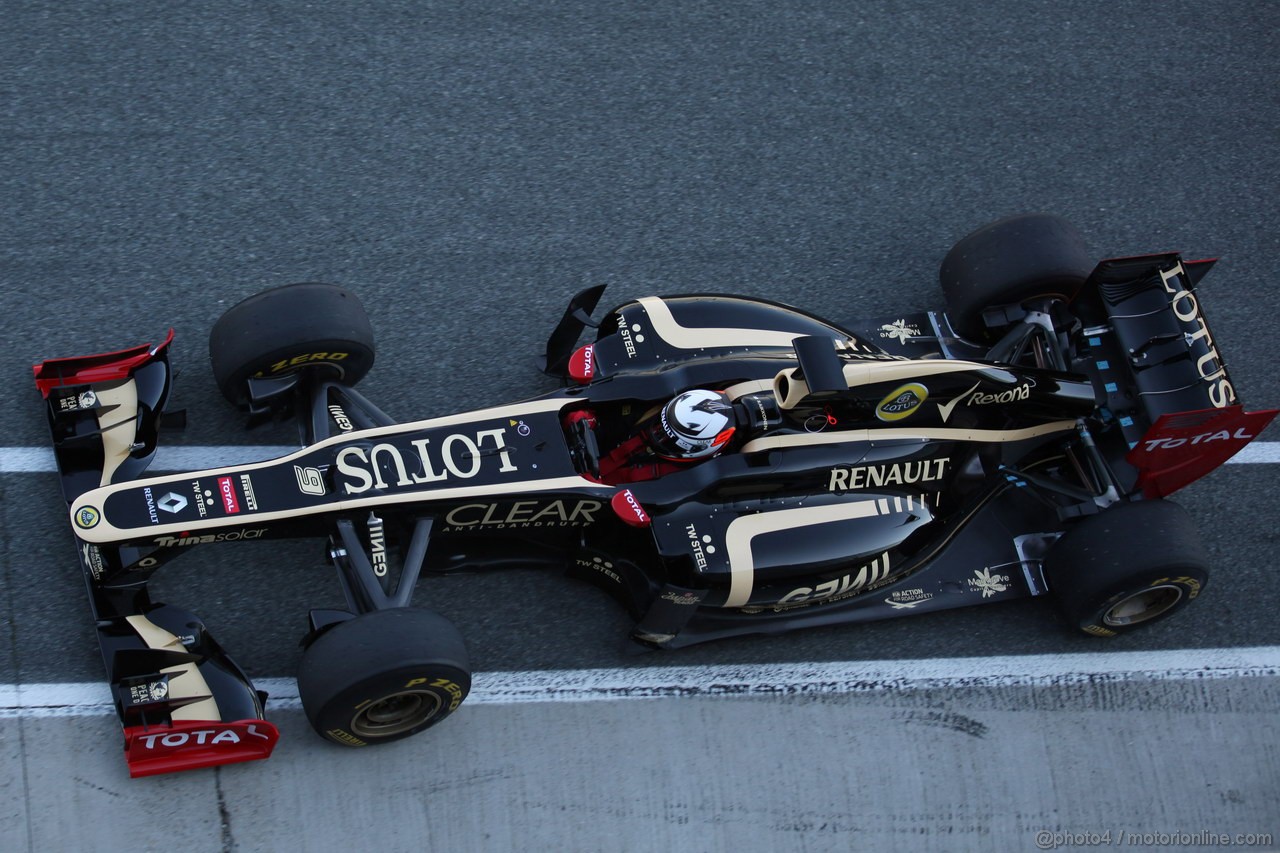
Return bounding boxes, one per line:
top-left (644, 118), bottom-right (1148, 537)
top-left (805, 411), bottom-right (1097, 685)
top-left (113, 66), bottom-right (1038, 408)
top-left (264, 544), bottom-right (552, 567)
top-left (645, 389), bottom-right (736, 460)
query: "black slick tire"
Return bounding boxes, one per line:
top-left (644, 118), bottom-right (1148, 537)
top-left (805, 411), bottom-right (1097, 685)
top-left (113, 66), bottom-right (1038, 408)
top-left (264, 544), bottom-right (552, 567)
top-left (297, 608), bottom-right (471, 747)
top-left (208, 282), bottom-right (375, 407)
top-left (939, 213), bottom-right (1092, 340)
top-left (1044, 499), bottom-right (1209, 637)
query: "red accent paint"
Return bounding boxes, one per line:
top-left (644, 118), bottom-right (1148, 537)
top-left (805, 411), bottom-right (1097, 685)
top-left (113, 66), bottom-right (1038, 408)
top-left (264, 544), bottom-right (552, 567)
top-left (611, 489), bottom-right (652, 527)
top-left (562, 409), bottom-right (596, 428)
top-left (123, 718), bottom-right (279, 778)
top-left (217, 477), bottom-right (241, 514)
top-left (596, 434), bottom-right (685, 483)
top-left (1126, 405), bottom-right (1277, 498)
top-left (568, 344), bottom-right (595, 384)
top-left (33, 329), bottom-right (175, 398)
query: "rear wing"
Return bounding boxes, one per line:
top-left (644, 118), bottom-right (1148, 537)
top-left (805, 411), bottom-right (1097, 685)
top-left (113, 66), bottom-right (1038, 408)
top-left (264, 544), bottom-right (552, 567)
top-left (1079, 254), bottom-right (1276, 496)
top-left (33, 335), bottom-right (279, 777)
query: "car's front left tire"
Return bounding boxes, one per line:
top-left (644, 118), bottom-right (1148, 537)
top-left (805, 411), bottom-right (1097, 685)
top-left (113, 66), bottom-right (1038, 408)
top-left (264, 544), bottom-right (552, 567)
top-left (208, 282), bottom-right (376, 407)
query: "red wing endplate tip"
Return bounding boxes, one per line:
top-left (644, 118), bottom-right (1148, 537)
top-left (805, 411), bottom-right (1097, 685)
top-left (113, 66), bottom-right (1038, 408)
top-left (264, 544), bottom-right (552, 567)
top-left (123, 718), bottom-right (279, 778)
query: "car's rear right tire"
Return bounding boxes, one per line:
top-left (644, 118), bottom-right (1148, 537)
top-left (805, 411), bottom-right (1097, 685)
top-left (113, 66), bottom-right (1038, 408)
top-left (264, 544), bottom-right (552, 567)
top-left (1044, 499), bottom-right (1209, 637)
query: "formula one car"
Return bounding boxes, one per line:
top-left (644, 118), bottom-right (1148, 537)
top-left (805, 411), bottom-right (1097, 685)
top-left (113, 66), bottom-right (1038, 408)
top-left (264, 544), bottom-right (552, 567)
top-left (34, 214), bottom-right (1275, 777)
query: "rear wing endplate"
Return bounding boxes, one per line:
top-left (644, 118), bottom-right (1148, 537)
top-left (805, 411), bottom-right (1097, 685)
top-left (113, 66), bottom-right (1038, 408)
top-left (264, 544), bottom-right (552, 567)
top-left (1126, 405), bottom-right (1277, 498)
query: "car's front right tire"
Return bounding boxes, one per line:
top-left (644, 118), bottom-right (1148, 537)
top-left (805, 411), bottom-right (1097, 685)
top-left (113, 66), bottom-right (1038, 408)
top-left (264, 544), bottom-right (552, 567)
top-left (297, 607), bottom-right (471, 746)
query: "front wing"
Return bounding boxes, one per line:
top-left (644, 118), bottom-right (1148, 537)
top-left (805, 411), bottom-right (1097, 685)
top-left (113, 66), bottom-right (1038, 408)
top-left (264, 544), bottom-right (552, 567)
top-left (34, 336), bottom-right (279, 777)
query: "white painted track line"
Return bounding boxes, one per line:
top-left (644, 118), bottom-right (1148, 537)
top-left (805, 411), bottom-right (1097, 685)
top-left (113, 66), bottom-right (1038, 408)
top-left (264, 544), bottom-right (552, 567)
top-left (4, 646), bottom-right (1278, 718)
top-left (1232, 441), bottom-right (1280, 463)
top-left (0, 446), bottom-right (300, 473)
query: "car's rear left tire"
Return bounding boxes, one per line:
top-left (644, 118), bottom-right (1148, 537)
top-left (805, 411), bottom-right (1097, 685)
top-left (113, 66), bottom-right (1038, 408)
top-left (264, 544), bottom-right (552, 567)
top-left (1044, 499), bottom-right (1209, 637)
top-left (297, 608), bottom-right (471, 747)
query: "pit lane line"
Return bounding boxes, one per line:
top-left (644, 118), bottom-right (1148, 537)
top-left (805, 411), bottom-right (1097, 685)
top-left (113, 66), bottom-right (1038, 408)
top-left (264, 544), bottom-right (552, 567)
top-left (1, 442), bottom-right (1279, 473)
top-left (3, 646), bottom-right (1278, 719)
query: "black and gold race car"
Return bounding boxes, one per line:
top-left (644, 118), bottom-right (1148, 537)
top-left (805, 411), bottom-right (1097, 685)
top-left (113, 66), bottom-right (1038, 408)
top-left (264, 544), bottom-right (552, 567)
top-left (34, 214), bottom-right (1274, 776)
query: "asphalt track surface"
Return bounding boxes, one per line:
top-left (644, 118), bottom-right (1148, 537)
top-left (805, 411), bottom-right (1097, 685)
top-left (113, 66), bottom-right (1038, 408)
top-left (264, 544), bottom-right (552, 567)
top-left (2, 2), bottom-right (1279, 850)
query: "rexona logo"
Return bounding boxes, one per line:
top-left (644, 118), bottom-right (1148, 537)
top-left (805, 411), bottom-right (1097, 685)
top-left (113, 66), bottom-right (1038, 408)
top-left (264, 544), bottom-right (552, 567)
top-left (154, 528), bottom-right (267, 547)
top-left (966, 384), bottom-right (1030, 407)
top-left (937, 381), bottom-right (1031, 422)
top-left (875, 383), bottom-right (928, 422)
top-left (336, 428), bottom-right (516, 495)
top-left (1159, 262), bottom-right (1235, 407)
